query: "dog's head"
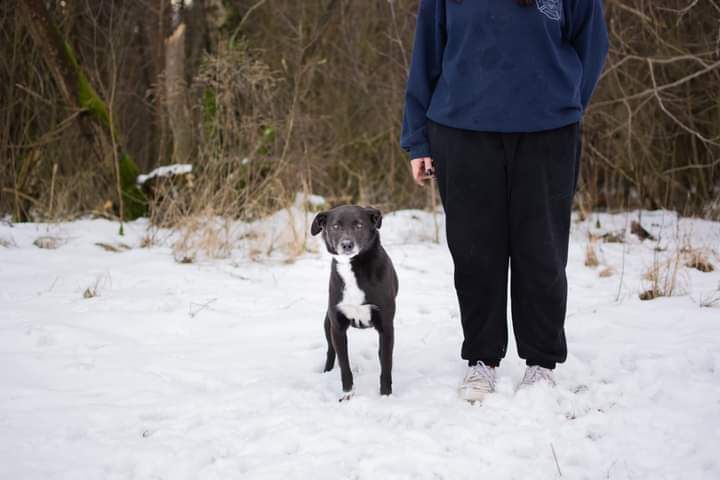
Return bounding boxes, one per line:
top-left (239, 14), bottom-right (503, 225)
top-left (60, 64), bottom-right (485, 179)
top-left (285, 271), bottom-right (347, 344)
top-left (311, 205), bottom-right (383, 259)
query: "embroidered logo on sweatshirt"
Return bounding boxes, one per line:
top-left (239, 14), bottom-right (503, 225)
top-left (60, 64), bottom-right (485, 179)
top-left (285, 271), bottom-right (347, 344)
top-left (536, 0), bottom-right (561, 21)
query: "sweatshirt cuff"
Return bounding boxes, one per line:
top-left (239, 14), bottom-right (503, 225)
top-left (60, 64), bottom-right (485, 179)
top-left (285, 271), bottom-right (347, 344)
top-left (409, 143), bottom-right (431, 161)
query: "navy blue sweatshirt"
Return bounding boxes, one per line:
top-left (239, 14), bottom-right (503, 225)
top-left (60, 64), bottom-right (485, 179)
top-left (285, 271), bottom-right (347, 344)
top-left (401, 0), bottom-right (609, 160)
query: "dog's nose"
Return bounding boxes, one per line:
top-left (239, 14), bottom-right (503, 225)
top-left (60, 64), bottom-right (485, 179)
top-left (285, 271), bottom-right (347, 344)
top-left (340, 240), bottom-right (354, 252)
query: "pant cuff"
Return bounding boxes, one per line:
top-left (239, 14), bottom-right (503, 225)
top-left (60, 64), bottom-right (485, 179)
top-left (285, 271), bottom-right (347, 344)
top-left (526, 359), bottom-right (556, 370)
top-left (469, 359), bottom-right (500, 368)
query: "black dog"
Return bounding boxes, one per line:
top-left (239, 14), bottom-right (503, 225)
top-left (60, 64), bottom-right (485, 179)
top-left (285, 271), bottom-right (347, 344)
top-left (311, 205), bottom-right (398, 400)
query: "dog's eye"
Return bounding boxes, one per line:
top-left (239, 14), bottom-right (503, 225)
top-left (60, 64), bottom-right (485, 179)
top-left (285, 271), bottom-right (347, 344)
top-left (354, 223), bottom-right (363, 229)
top-left (331, 224), bottom-right (340, 230)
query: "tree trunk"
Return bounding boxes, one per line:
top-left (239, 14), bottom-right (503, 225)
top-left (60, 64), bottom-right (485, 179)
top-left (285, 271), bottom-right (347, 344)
top-left (19, 0), bottom-right (146, 220)
top-left (165, 23), bottom-right (195, 166)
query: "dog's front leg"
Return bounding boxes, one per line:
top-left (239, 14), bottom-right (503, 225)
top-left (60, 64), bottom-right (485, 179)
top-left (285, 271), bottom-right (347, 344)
top-left (330, 324), bottom-right (353, 398)
top-left (379, 326), bottom-right (394, 396)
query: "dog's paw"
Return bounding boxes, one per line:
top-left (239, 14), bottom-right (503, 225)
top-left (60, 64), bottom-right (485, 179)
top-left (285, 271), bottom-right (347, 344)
top-left (338, 391), bottom-right (354, 402)
top-left (380, 379), bottom-right (392, 396)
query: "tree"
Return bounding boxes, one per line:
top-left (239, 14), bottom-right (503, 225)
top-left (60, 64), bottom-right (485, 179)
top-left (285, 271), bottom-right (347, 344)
top-left (19, 0), bottom-right (146, 220)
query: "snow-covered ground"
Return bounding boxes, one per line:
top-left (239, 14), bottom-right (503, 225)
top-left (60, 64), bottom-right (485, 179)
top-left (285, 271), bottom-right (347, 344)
top-left (1, 208), bottom-right (719, 479)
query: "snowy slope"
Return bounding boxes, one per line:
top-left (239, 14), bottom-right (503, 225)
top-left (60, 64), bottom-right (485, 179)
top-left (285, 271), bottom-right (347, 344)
top-left (1, 209), bottom-right (719, 479)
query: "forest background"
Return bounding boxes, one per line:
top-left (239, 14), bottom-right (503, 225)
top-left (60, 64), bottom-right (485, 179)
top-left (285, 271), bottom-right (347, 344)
top-left (1, 0), bottom-right (719, 225)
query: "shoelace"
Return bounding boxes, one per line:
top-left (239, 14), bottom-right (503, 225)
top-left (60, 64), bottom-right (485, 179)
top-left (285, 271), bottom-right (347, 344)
top-left (520, 366), bottom-right (556, 386)
top-left (464, 362), bottom-right (496, 391)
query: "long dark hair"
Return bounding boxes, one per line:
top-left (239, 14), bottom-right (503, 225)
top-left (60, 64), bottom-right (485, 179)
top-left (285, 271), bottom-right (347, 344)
top-left (516, 0), bottom-right (534, 5)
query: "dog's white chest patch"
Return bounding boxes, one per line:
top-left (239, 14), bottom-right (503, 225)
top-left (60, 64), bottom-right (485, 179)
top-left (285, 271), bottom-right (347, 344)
top-left (334, 258), bottom-right (374, 327)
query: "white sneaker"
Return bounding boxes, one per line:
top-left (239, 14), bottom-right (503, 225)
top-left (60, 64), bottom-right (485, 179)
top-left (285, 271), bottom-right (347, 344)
top-left (518, 365), bottom-right (557, 389)
top-left (459, 362), bottom-right (496, 402)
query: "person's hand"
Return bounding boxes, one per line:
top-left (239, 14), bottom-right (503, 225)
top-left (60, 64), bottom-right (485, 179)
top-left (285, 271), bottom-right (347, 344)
top-left (410, 157), bottom-right (435, 186)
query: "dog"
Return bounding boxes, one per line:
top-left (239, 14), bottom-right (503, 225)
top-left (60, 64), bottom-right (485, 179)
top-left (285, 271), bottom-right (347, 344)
top-left (311, 205), bottom-right (398, 400)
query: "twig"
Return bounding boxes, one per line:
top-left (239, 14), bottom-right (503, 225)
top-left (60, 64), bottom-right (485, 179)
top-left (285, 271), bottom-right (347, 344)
top-left (607, 0), bottom-right (653, 23)
top-left (615, 212), bottom-right (629, 302)
top-left (599, 54), bottom-right (713, 82)
top-left (657, 0), bottom-right (699, 20)
top-left (585, 142), bottom-right (636, 185)
top-left (661, 157), bottom-right (720, 175)
top-left (388, 0), bottom-right (409, 72)
top-left (647, 58), bottom-right (720, 146)
top-left (189, 298), bottom-right (218, 318)
top-left (13, 82), bottom-right (55, 107)
top-left (46, 276), bottom-right (60, 293)
top-left (48, 162), bottom-right (57, 218)
top-left (590, 59), bottom-right (720, 110)
top-left (2, 187), bottom-right (42, 208)
top-left (229, 0), bottom-right (270, 45)
top-left (299, 0), bottom-right (341, 64)
top-left (550, 443), bottom-right (562, 478)
top-left (605, 459), bottom-right (618, 479)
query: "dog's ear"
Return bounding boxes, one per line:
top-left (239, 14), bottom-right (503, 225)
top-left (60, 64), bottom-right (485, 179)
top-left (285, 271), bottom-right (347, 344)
top-left (311, 211), bottom-right (328, 236)
top-left (365, 207), bottom-right (383, 230)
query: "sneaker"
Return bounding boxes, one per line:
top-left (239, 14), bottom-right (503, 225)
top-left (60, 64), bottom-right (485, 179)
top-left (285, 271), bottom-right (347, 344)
top-left (518, 365), bottom-right (557, 389)
top-left (459, 362), bottom-right (496, 402)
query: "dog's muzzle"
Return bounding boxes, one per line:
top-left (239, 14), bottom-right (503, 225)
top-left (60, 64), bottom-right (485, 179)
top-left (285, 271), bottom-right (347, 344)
top-left (339, 239), bottom-right (355, 254)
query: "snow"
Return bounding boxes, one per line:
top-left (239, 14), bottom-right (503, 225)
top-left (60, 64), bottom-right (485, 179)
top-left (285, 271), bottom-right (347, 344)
top-left (1, 208), bottom-right (719, 479)
top-left (136, 164), bottom-right (193, 185)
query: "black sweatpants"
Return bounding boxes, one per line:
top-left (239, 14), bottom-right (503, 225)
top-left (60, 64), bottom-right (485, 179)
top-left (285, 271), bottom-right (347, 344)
top-left (428, 120), bottom-right (580, 370)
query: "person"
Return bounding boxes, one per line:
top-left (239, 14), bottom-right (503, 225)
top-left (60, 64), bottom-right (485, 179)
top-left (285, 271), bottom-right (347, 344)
top-left (400, 0), bottom-right (608, 402)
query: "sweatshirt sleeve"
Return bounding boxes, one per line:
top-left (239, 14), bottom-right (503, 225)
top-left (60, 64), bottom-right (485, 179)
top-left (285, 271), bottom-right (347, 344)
top-left (566, 0), bottom-right (609, 110)
top-left (400, 0), bottom-right (446, 160)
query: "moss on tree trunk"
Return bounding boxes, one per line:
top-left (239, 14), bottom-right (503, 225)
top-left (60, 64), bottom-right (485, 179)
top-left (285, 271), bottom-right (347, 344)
top-left (21, 0), bottom-right (146, 220)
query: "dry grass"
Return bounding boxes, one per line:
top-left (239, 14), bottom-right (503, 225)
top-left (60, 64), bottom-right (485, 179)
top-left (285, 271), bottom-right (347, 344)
top-left (598, 266), bottom-right (615, 278)
top-left (630, 221), bottom-right (655, 241)
top-left (141, 42), bottom-right (297, 261)
top-left (639, 250), bottom-right (685, 301)
top-left (139, 234), bottom-right (157, 249)
top-left (584, 241), bottom-right (600, 268)
top-left (82, 273), bottom-right (111, 299)
top-left (95, 242), bottom-right (131, 253)
top-left (698, 288), bottom-right (720, 308)
top-left (33, 236), bottom-right (62, 250)
top-left (0, 236), bottom-right (16, 248)
top-left (280, 205), bottom-right (310, 263)
top-left (3, 1), bottom-right (719, 223)
top-left (83, 287), bottom-right (98, 299)
top-left (685, 249), bottom-right (715, 273)
top-left (172, 213), bottom-right (235, 263)
top-left (601, 231), bottom-right (625, 244)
